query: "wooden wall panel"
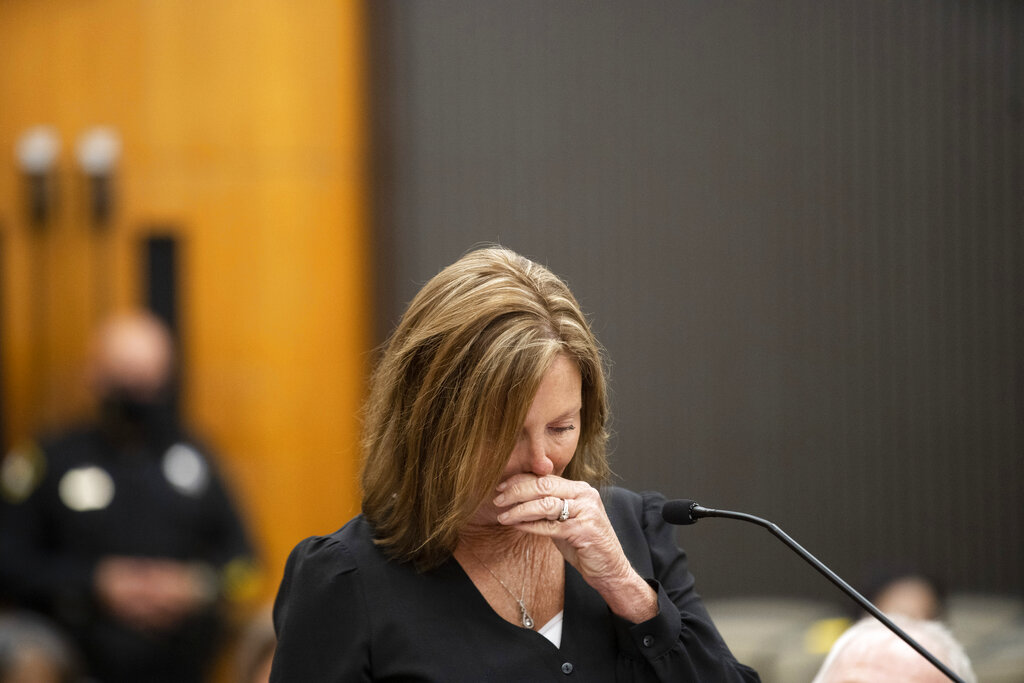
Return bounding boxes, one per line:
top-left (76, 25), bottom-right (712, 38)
top-left (0, 0), bottom-right (369, 610)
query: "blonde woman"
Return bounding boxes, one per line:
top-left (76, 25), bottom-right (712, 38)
top-left (270, 247), bottom-right (758, 682)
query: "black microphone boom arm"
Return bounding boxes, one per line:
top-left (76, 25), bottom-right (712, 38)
top-left (670, 501), bottom-right (965, 683)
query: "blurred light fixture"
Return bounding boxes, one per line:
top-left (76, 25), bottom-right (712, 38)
top-left (76, 126), bottom-right (122, 227)
top-left (15, 126), bottom-right (61, 227)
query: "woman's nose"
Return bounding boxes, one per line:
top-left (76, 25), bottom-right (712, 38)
top-left (522, 437), bottom-right (554, 476)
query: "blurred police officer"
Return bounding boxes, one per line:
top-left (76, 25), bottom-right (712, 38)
top-left (0, 311), bottom-right (259, 682)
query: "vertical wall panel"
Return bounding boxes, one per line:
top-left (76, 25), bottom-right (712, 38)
top-left (371, 0), bottom-right (1023, 600)
top-left (1, 0), bottom-right (371, 604)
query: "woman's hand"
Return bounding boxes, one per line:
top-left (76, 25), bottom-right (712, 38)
top-left (494, 473), bottom-right (658, 623)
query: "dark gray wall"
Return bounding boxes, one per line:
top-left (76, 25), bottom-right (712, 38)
top-left (369, 1), bottom-right (1023, 603)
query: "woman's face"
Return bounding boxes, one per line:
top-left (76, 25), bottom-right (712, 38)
top-left (468, 353), bottom-right (583, 528)
top-left (500, 353), bottom-right (582, 481)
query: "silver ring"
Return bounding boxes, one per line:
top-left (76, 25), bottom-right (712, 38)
top-left (557, 498), bottom-right (570, 522)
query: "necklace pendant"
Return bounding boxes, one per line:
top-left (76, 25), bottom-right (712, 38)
top-left (518, 600), bottom-right (534, 629)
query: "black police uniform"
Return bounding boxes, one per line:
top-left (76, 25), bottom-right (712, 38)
top-left (0, 412), bottom-right (258, 683)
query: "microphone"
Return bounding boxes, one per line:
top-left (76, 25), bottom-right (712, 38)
top-left (661, 498), bottom-right (706, 525)
top-left (663, 499), bottom-right (965, 683)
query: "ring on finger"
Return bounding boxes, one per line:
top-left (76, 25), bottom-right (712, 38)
top-left (557, 498), bottom-right (570, 522)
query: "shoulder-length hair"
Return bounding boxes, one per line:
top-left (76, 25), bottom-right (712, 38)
top-left (360, 246), bottom-right (610, 570)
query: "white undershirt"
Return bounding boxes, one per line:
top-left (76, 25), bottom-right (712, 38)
top-left (536, 610), bottom-right (564, 648)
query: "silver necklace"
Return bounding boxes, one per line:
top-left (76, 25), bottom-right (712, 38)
top-left (468, 546), bottom-right (534, 629)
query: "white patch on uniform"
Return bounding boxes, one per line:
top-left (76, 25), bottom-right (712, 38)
top-left (59, 466), bottom-right (115, 512)
top-left (162, 443), bottom-right (209, 496)
top-left (1, 441), bottom-right (46, 504)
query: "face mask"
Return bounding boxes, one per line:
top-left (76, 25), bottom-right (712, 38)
top-left (99, 389), bottom-right (169, 433)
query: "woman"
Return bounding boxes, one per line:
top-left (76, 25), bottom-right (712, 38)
top-left (270, 247), bottom-right (759, 681)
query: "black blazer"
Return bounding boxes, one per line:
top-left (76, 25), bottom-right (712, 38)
top-left (270, 487), bottom-right (759, 682)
